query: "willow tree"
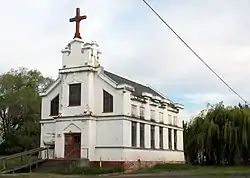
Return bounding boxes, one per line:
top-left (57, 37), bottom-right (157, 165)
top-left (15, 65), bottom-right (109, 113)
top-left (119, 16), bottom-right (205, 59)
top-left (184, 102), bottom-right (250, 165)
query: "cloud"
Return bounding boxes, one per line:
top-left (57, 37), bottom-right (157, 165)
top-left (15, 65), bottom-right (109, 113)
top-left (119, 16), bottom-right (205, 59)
top-left (0, 0), bottom-right (249, 119)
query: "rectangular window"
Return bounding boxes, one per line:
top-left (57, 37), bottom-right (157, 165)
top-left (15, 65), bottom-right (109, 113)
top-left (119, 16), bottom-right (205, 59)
top-left (140, 123), bottom-right (145, 148)
top-left (150, 125), bottom-right (155, 149)
top-left (131, 121), bottom-right (137, 147)
top-left (131, 104), bottom-right (137, 117)
top-left (159, 112), bottom-right (164, 123)
top-left (168, 114), bottom-right (172, 125)
top-left (69, 83), bottom-right (81, 106)
top-left (168, 128), bottom-right (172, 150)
top-left (173, 116), bottom-right (177, 126)
top-left (50, 95), bottom-right (59, 116)
top-left (150, 109), bottom-right (155, 121)
top-left (103, 90), bottom-right (113, 113)
top-left (139, 106), bottom-right (145, 119)
top-left (174, 129), bottom-right (177, 150)
top-left (159, 127), bottom-right (163, 149)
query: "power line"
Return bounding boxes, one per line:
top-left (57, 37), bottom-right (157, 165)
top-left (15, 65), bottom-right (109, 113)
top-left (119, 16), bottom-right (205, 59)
top-left (142, 0), bottom-right (249, 105)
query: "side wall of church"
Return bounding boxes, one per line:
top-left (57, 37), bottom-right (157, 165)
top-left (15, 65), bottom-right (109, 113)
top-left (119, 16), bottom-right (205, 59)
top-left (94, 74), bottom-right (123, 116)
top-left (41, 81), bottom-right (61, 120)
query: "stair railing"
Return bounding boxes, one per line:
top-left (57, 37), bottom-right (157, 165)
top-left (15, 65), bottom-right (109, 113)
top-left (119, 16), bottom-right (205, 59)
top-left (0, 147), bottom-right (49, 173)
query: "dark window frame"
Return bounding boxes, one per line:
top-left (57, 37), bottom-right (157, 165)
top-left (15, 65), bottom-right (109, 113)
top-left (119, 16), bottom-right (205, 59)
top-left (131, 121), bottom-right (137, 147)
top-left (168, 128), bottom-right (172, 150)
top-left (50, 94), bottom-right (59, 116)
top-left (174, 129), bottom-right (177, 150)
top-left (150, 125), bottom-right (155, 149)
top-left (159, 126), bottom-right (163, 149)
top-left (140, 123), bottom-right (145, 148)
top-left (103, 90), bottom-right (113, 113)
top-left (131, 104), bottom-right (137, 117)
top-left (139, 106), bottom-right (145, 119)
top-left (68, 83), bottom-right (81, 107)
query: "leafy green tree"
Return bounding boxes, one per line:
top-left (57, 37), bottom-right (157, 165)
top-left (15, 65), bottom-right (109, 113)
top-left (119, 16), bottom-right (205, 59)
top-left (0, 67), bottom-right (54, 154)
top-left (184, 102), bottom-right (250, 165)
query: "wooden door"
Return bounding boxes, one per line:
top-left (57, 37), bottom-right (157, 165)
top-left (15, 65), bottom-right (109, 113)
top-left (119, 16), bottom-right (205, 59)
top-left (64, 133), bottom-right (81, 158)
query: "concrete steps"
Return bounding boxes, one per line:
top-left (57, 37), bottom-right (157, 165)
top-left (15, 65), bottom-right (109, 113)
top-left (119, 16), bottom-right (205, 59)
top-left (34, 158), bottom-right (89, 173)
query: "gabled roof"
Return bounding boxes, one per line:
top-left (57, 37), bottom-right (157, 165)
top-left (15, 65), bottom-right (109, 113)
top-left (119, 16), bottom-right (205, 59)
top-left (103, 70), bottom-right (166, 99)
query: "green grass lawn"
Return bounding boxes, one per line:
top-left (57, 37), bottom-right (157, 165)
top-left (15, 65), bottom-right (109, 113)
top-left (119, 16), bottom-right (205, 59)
top-left (129, 163), bottom-right (250, 176)
top-left (1, 164), bottom-right (250, 177)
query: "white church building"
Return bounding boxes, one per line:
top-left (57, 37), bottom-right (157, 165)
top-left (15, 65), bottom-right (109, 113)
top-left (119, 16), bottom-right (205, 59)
top-left (40, 8), bottom-right (185, 170)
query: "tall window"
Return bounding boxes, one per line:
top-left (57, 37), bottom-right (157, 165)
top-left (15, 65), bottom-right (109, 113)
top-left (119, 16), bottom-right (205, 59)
top-left (174, 129), bottom-right (177, 150)
top-left (50, 95), bottom-right (59, 116)
top-left (103, 90), bottom-right (113, 113)
top-left (69, 83), bottom-right (81, 106)
top-left (159, 112), bottom-right (164, 123)
top-left (159, 127), bottom-right (163, 149)
top-left (131, 121), bottom-right (137, 147)
top-left (150, 125), bottom-right (155, 149)
top-left (140, 123), bottom-right (145, 148)
top-left (150, 109), bottom-right (155, 121)
top-left (139, 106), bottom-right (145, 119)
top-left (131, 104), bottom-right (137, 117)
top-left (168, 128), bottom-right (172, 150)
top-left (168, 114), bottom-right (172, 125)
top-left (173, 116), bottom-right (177, 126)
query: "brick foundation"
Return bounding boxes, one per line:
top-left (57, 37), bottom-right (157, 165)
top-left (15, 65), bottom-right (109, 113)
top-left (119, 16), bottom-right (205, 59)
top-left (90, 160), bottom-right (185, 170)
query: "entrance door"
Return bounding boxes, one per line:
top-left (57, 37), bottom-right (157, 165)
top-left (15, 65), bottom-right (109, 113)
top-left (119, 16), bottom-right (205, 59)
top-left (64, 133), bottom-right (81, 158)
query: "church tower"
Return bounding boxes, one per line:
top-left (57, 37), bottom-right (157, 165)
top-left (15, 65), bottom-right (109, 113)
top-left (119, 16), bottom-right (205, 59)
top-left (61, 8), bottom-right (101, 69)
top-left (59, 8), bottom-right (101, 117)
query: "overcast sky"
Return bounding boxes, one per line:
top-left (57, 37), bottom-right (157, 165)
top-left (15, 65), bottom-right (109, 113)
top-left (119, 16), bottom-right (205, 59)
top-left (0, 0), bottom-right (250, 120)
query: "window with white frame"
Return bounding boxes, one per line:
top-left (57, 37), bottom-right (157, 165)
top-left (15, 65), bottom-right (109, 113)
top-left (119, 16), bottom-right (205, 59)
top-left (173, 116), bottom-right (177, 126)
top-left (159, 112), bottom-right (164, 123)
top-left (168, 114), bottom-right (172, 125)
top-left (139, 106), bottom-right (145, 119)
top-left (150, 109), bottom-right (155, 121)
top-left (131, 104), bottom-right (137, 117)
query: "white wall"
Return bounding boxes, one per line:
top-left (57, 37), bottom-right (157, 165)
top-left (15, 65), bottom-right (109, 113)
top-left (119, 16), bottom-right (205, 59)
top-left (95, 148), bottom-right (124, 161)
top-left (129, 99), bottom-right (183, 127)
top-left (53, 118), bottom-right (96, 159)
top-left (96, 119), bottom-right (123, 146)
top-left (122, 118), bottom-right (183, 149)
top-left (60, 72), bottom-right (89, 116)
top-left (94, 75), bottom-right (123, 116)
top-left (40, 121), bottom-right (55, 159)
top-left (41, 81), bottom-right (61, 120)
top-left (94, 147), bottom-right (184, 163)
top-left (62, 40), bottom-right (100, 69)
top-left (123, 149), bottom-right (184, 162)
top-left (43, 69), bottom-right (124, 118)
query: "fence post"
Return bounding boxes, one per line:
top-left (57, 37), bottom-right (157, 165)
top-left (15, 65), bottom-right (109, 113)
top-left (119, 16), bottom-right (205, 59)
top-left (2, 159), bottom-right (5, 170)
top-left (99, 157), bottom-right (102, 168)
top-left (29, 153), bottom-right (32, 172)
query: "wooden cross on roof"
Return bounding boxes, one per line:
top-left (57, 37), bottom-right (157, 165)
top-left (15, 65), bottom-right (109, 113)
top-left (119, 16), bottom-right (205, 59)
top-left (69, 8), bottom-right (87, 39)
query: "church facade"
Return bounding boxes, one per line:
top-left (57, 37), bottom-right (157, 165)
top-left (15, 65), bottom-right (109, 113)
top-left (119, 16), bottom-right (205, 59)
top-left (40, 8), bottom-right (185, 170)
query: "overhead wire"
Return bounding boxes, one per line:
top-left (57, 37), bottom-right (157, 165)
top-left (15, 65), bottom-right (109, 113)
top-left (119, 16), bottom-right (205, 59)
top-left (142, 0), bottom-right (249, 105)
